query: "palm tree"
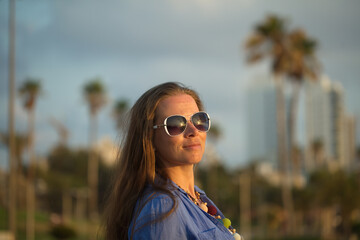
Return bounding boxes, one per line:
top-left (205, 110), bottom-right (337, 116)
top-left (18, 78), bottom-right (42, 240)
top-left (112, 99), bottom-right (129, 134)
top-left (245, 15), bottom-right (294, 235)
top-left (245, 15), bottom-right (289, 179)
top-left (244, 14), bottom-right (321, 236)
top-left (245, 15), bottom-right (289, 75)
top-left (83, 78), bottom-right (107, 220)
top-left (286, 29), bottom-right (320, 177)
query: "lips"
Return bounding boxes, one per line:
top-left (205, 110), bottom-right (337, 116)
top-left (183, 143), bottom-right (202, 149)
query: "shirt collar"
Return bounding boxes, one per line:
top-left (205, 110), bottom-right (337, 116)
top-left (169, 180), bottom-right (206, 196)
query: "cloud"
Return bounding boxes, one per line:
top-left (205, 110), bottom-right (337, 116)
top-left (20, 0), bottom-right (253, 61)
top-left (1, 0), bottom-right (359, 168)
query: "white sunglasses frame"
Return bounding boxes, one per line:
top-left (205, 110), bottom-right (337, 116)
top-left (153, 111), bottom-right (211, 137)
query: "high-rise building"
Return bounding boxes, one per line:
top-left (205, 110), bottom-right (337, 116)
top-left (246, 77), bottom-right (278, 168)
top-left (304, 76), bottom-right (356, 171)
top-left (246, 75), bottom-right (356, 184)
top-left (246, 77), bottom-right (306, 187)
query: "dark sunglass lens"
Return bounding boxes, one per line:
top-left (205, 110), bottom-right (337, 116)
top-left (166, 116), bottom-right (186, 136)
top-left (192, 112), bottom-right (209, 132)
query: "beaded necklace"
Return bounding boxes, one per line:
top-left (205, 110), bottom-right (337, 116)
top-left (176, 185), bottom-right (243, 240)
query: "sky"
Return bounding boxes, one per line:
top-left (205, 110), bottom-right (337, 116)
top-left (1, 0), bottom-right (359, 169)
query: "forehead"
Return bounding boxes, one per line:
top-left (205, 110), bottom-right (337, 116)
top-left (156, 94), bottom-right (199, 119)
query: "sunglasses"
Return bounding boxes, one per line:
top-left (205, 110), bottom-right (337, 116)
top-left (153, 111), bottom-right (211, 137)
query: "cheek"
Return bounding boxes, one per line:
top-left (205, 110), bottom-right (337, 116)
top-left (201, 133), bottom-right (207, 146)
top-left (154, 132), bottom-right (177, 157)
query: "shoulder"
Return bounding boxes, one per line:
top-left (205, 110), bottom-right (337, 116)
top-left (129, 189), bottom-right (185, 239)
top-left (138, 190), bottom-right (177, 217)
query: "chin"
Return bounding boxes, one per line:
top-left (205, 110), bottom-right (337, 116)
top-left (190, 157), bottom-right (203, 165)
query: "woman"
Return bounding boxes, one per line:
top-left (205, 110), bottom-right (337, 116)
top-left (103, 82), bottom-right (242, 240)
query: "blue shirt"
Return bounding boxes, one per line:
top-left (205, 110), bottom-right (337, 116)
top-left (128, 182), bottom-right (237, 240)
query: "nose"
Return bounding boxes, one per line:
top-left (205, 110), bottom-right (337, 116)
top-left (184, 120), bottom-right (198, 138)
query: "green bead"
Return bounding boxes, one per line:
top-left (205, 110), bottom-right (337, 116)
top-left (222, 218), bottom-right (231, 228)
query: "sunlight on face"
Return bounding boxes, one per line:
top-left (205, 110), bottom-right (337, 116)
top-left (153, 94), bottom-right (207, 168)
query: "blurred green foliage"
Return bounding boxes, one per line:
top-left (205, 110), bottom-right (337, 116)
top-left (197, 161), bottom-right (360, 239)
top-left (37, 144), bottom-right (112, 214)
top-left (2, 143), bottom-right (359, 239)
top-left (49, 224), bottom-right (76, 240)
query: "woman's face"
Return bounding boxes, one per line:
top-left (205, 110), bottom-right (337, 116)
top-left (153, 94), bottom-right (207, 168)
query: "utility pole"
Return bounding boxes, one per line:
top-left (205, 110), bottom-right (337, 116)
top-left (240, 171), bottom-right (251, 240)
top-left (88, 113), bottom-right (99, 221)
top-left (8, 0), bottom-right (17, 238)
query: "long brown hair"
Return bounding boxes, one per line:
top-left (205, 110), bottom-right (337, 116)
top-left (102, 82), bottom-right (204, 240)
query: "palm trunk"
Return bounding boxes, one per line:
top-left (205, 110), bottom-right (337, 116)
top-left (289, 81), bottom-right (301, 175)
top-left (275, 76), bottom-right (294, 236)
top-left (288, 81), bottom-right (301, 234)
top-left (62, 191), bottom-right (72, 223)
top-left (8, 0), bottom-right (17, 237)
top-left (88, 113), bottom-right (98, 221)
top-left (26, 108), bottom-right (36, 240)
top-left (15, 138), bottom-right (26, 208)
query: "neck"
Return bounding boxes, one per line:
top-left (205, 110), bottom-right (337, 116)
top-left (166, 164), bottom-right (196, 197)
